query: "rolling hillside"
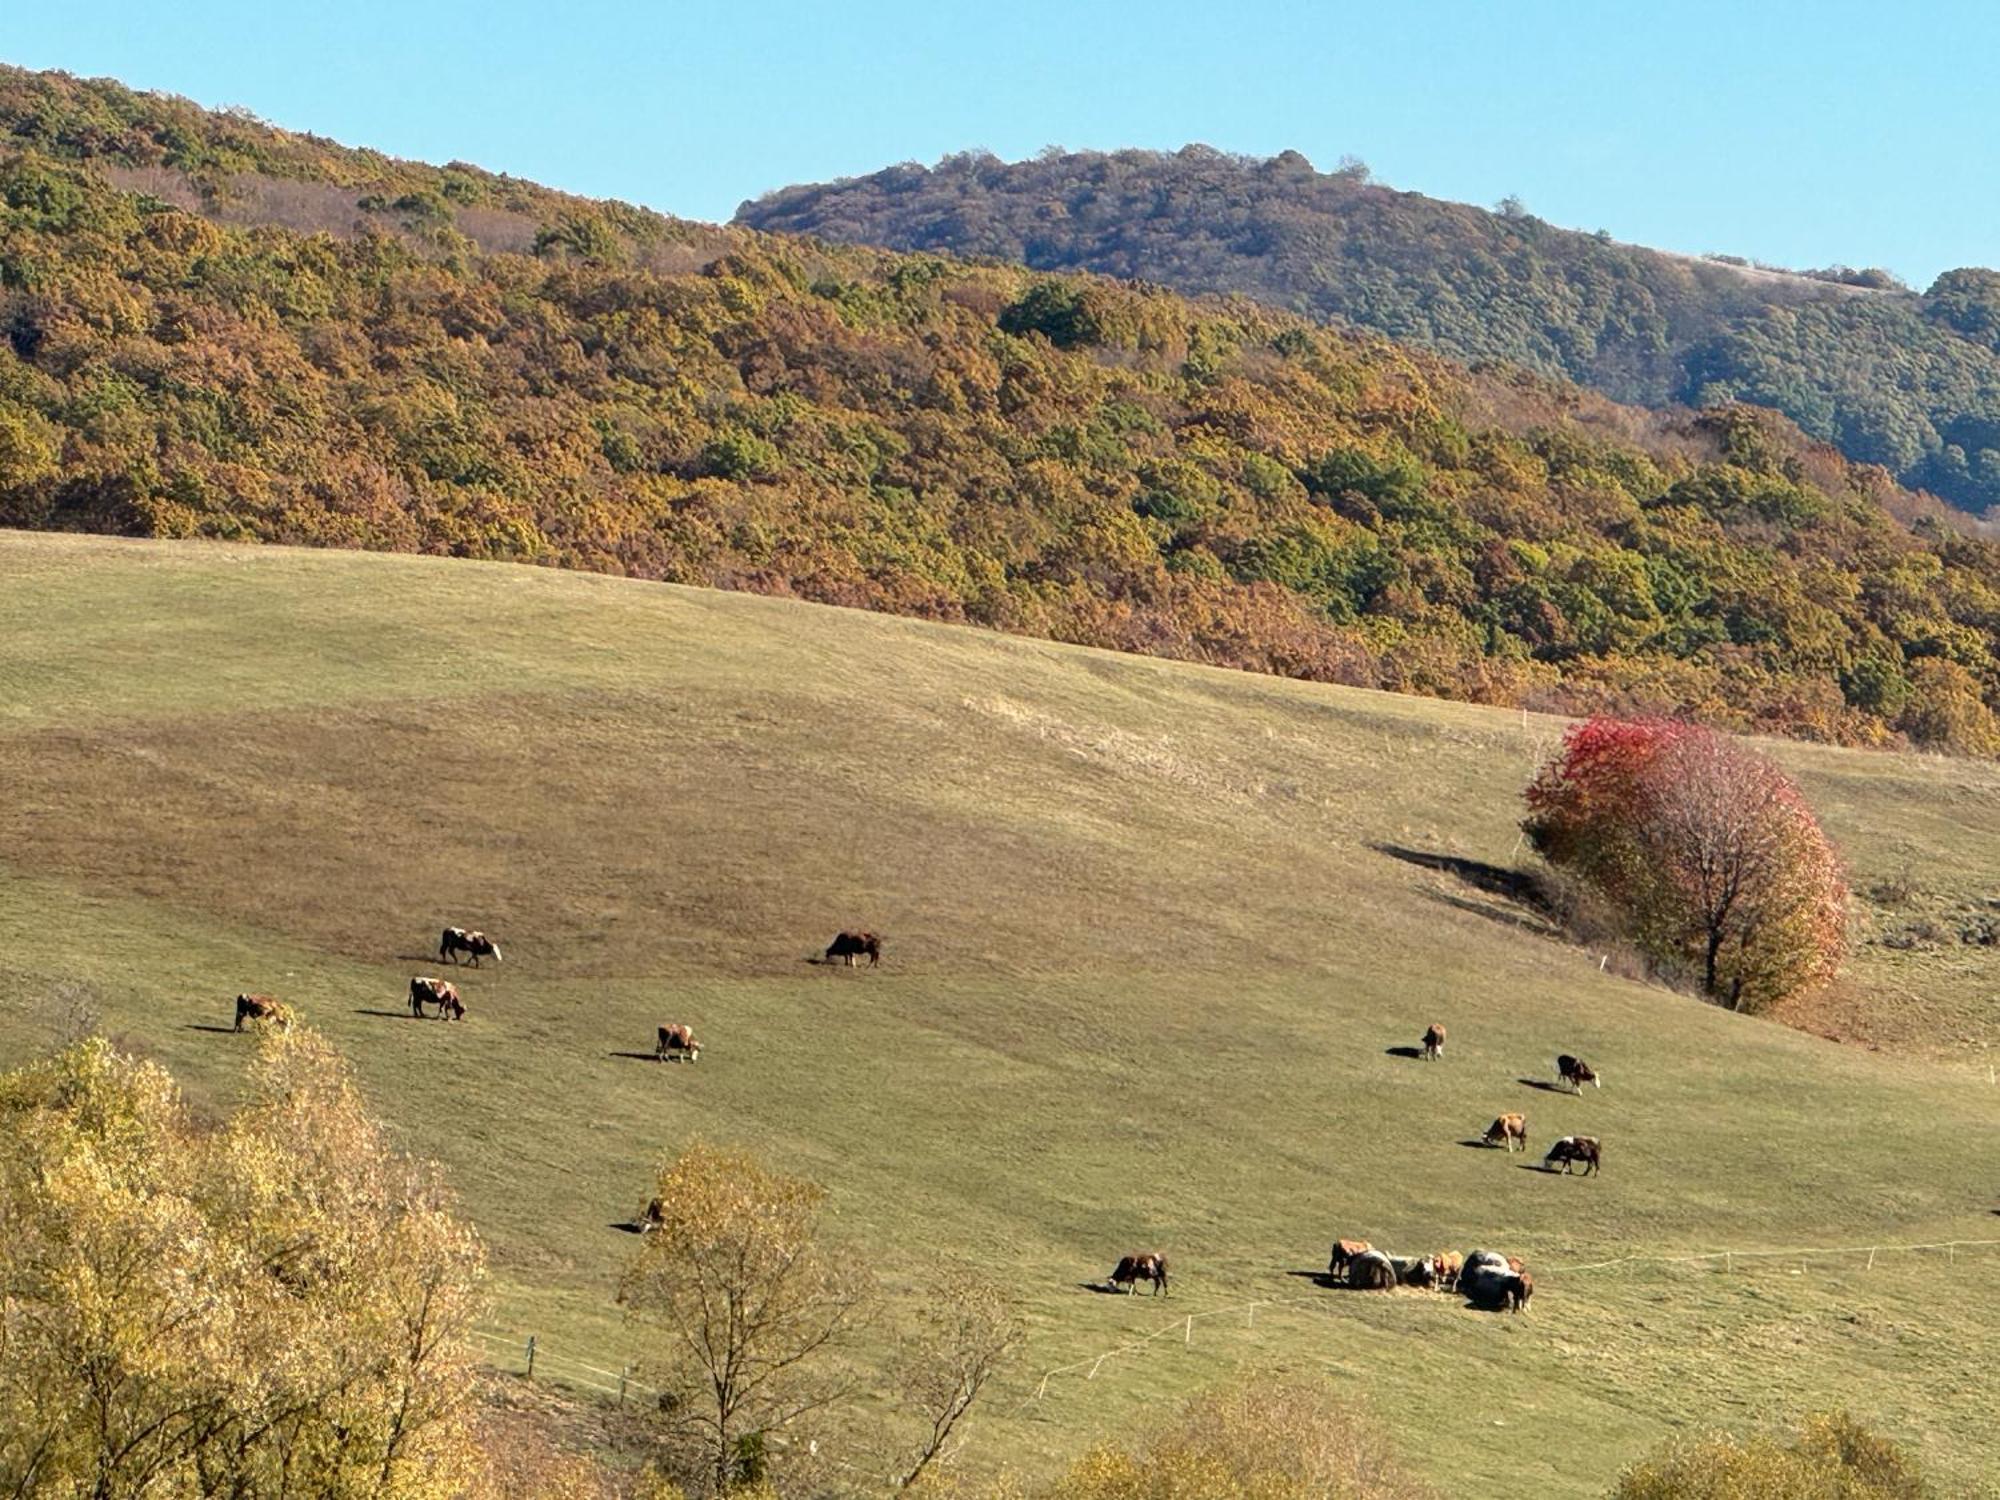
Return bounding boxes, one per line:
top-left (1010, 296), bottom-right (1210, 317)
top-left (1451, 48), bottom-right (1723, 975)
top-left (737, 147), bottom-right (2000, 518)
top-left (2, 532), bottom-right (1997, 1497)
top-left (5, 68), bottom-right (2000, 754)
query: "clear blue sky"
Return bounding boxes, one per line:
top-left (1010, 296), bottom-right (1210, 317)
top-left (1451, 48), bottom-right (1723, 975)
top-left (8, 1), bottom-right (1993, 285)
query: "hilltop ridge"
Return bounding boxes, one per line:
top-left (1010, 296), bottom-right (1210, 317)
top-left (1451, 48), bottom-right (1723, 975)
top-left (737, 145), bottom-right (2000, 518)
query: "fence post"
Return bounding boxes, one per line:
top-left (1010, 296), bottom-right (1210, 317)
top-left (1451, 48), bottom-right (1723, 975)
top-left (1724, 1253), bottom-right (1731, 1274)
top-left (1867, 1247), bottom-right (1876, 1270)
top-left (619, 1365), bottom-right (629, 1405)
top-left (1184, 1316), bottom-right (1192, 1344)
top-left (525, 1336), bottom-right (537, 1380)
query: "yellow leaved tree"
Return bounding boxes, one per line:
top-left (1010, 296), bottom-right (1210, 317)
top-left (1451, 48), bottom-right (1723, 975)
top-left (0, 1028), bottom-right (487, 1498)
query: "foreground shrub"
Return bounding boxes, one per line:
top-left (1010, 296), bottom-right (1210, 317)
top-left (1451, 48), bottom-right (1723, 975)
top-left (1042, 1377), bottom-right (1435, 1500)
top-left (1523, 717), bottom-right (1848, 1011)
top-left (1611, 1410), bottom-right (1927, 1498)
top-left (0, 1029), bottom-right (486, 1497)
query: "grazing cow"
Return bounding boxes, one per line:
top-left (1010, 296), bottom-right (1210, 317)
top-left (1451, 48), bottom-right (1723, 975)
top-left (656, 1024), bottom-right (701, 1063)
top-left (233, 993), bottom-right (289, 1032)
top-left (440, 927), bottom-right (502, 966)
top-left (408, 976), bottom-right (461, 1019)
top-left (1422, 1023), bottom-right (1447, 1061)
top-left (1557, 1054), bottom-right (1601, 1092)
top-left (1460, 1250), bottom-right (1529, 1311)
top-left (1346, 1250), bottom-right (1398, 1290)
top-left (1544, 1136), bottom-right (1601, 1176)
top-left (824, 931), bottom-right (882, 968)
top-left (1386, 1254), bottom-right (1436, 1288)
top-left (1482, 1112), bottom-right (1528, 1152)
top-left (1327, 1238), bottom-right (1373, 1282)
top-left (1431, 1251), bottom-right (1464, 1292)
top-left (1108, 1253), bottom-right (1169, 1296)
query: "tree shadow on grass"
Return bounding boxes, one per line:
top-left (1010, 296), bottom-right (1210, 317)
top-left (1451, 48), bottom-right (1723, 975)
top-left (1371, 843), bottom-right (1564, 937)
top-left (185, 1023), bottom-right (238, 1034)
top-left (1384, 1045), bottom-right (1425, 1060)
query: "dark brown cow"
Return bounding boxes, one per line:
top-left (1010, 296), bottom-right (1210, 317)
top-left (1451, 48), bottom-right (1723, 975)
top-left (825, 931), bottom-right (881, 968)
top-left (440, 927), bottom-right (502, 966)
top-left (1483, 1112), bottom-right (1528, 1152)
top-left (1504, 1269), bottom-right (1535, 1313)
top-left (1557, 1054), bottom-right (1600, 1092)
top-left (1327, 1238), bottom-right (1373, 1282)
top-left (1422, 1022), bottom-right (1446, 1061)
top-left (1544, 1136), bottom-right (1601, 1176)
top-left (233, 993), bottom-right (289, 1032)
top-left (1108, 1252), bottom-right (1169, 1295)
top-left (656, 1024), bottom-right (701, 1063)
top-left (409, 976), bottom-right (461, 1019)
top-left (637, 1197), bottom-right (666, 1234)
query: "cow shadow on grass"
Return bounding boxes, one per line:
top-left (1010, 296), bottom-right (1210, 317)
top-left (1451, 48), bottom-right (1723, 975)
top-left (1457, 1138), bottom-right (1509, 1150)
top-left (1384, 1045), bottom-right (1425, 1060)
top-left (1517, 1077), bottom-right (1569, 1093)
top-left (608, 1051), bottom-right (664, 1063)
top-left (1077, 1281), bottom-right (1135, 1296)
top-left (1284, 1269), bottom-right (1350, 1291)
top-left (609, 1220), bottom-right (649, 1235)
top-left (185, 1023), bottom-right (239, 1035)
top-left (353, 1008), bottom-right (416, 1020)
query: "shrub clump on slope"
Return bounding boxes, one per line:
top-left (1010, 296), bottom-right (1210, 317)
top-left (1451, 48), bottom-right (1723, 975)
top-left (5, 71), bottom-right (2000, 752)
top-left (1524, 718), bottom-right (1849, 1012)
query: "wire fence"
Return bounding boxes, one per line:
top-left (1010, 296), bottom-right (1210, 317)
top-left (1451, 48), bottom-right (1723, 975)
top-left (1004, 1234), bottom-right (2000, 1417)
top-left (470, 1234), bottom-right (2000, 1421)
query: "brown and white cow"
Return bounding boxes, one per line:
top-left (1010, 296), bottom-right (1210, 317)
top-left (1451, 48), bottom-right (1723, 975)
top-left (233, 993), bottom-right (290, 1032)
top-left (440, 927), bottom-right (501, 966)
top-left (1504, 1269), bottom-right (1535, 1313)
top-left (1557, 1054), bottom-right (1600, 1092)
top-left (1108, 1252), bottom-right (1169, 1296)
top-left (1422, 1023), bottom-right (1447, 1061)
top-left (825, 931), bottom-right (881, 968)
top-left (1544, 1136), bottom-right (1601, 1176)
top-left (656, 1024), bottom-right (701, 1063)
top-left (1327, 1238), bottom-right (1374, 1282)
top-left (636, 1197), bottom-right (666, 1234)
top-left (1483, 1112), bottom-right (1528, 1152)
top-left (409, 976), bottom-right (462, 1019)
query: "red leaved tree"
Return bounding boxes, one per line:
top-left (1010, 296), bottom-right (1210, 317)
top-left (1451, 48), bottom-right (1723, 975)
top-left (1523, 718), bottom-right (1848, 1011)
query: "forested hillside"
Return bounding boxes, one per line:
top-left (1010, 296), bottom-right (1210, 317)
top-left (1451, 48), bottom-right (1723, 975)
top-left (5, 68), bottom-right (2000, 751)
top-left (739, 147), bottom-right (2000, 519)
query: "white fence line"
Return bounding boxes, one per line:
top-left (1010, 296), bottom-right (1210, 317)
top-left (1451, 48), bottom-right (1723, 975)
top-left (1008, 1235), bottom-right (2000, 1415)
top-left (466, 1236), bottom-right (2000, 1419)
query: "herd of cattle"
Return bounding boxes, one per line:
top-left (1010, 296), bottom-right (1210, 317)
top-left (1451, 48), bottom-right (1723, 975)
top-left (1100, 1031), bottom-right (1609, 1314)
top-left (231, 935), bottom-right (1595, 1320)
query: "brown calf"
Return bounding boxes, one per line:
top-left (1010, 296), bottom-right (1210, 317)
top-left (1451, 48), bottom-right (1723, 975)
top-left (1422, 1023), bottom-right (1446, 1061)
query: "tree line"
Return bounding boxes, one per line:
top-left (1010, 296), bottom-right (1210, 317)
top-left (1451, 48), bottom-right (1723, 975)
top-left (4, 72), bottom-right (2000, 754)
top-left (739, 145), bottom-right (2000, 519)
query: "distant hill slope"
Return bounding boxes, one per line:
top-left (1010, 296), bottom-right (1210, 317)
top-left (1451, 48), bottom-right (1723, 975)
top-left (5, 68), bottom-right (2000, 751)
top-left (737, 146), bottom-right (2000, 517)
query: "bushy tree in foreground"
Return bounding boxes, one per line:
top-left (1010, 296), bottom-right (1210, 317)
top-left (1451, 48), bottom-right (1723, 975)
top-left (620, 1142), bottom-right (874, 1497)
top-left (1611, 1410), bottom-right (1927, 1498)
top-left (1524, 718), bottom-right (1848, 1011)
top-left (1030, 1377), bottom-right (1433, 1500)
top-left (0, 1029), bottom-right (487, 1497)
